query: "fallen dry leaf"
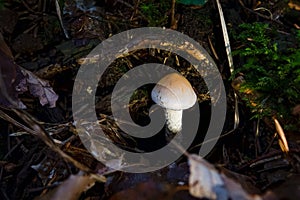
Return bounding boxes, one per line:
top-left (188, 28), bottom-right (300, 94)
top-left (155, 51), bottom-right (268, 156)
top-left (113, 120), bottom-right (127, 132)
top-left (36, 171), bottom-right (96, 200)
top-left (188, 154), bottom-right (262, 200)
top-left (0, 33), bottom-right (58, 108)
top-left (188, 154), bottom-right (227, 199)
top-left (22, 68), bottom-right (59, 108)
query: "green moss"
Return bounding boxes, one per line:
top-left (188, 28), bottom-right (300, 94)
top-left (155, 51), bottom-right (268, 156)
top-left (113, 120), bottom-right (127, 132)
top-left (140, 0), bottom-right (171, 26)
top-left (231, 22), bottom-right (300, 129)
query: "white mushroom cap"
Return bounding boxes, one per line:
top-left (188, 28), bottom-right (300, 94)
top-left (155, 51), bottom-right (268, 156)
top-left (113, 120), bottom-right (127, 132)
top-left (151, 73), bottom-right (197, 110)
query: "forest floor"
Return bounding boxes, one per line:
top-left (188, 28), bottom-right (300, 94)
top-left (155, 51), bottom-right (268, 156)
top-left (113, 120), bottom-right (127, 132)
top-left (0, 0), bottom-right (300, 199)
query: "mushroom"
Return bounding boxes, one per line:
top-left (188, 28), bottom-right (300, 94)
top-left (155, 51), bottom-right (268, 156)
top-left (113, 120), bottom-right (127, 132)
top-left (151, 73), bottom-right (197, 139)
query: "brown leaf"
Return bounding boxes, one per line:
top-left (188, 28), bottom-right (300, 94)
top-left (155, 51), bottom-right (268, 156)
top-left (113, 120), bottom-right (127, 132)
top-left (0, 35), bottom-right (58, 108)
top-left (22, 69), bottom-right (59, 108)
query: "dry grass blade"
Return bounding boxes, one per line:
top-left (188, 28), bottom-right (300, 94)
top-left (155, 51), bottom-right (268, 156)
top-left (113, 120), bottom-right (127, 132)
top-left (215, 0), bottom-right (234, 73)
top-left (0, 108), bottom-right (36, 134)
top-left (273, 117), bottom-right (289, 153)
top-left (55, 0), bottom-right (69, 39)
top-left (215, 0), bottom-right (239, 129)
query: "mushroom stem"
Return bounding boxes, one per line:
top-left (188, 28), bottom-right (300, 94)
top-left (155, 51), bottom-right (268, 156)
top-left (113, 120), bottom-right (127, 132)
top-left (165, 109), bottom-right (183, 137)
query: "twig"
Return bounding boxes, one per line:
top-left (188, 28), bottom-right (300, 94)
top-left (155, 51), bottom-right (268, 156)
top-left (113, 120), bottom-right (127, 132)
top-left (208, 34), bottom-right (219, 61)
top-left (130, 0), bottom-right (140, 20)
top-left (0, 109), bottom-right (36, 134)
top-left (0, 108), bottom-right (106, 182)
top-left (264, 132), bottom-right (277, 154)
top-left (238, 0), bottom-right (283, 25)
top-left (189, 128), bottom-right (237, 151)
top-left (170, 0), bottom-right (176, 29)
top-left (22, 0), bottom-right (40, 14)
